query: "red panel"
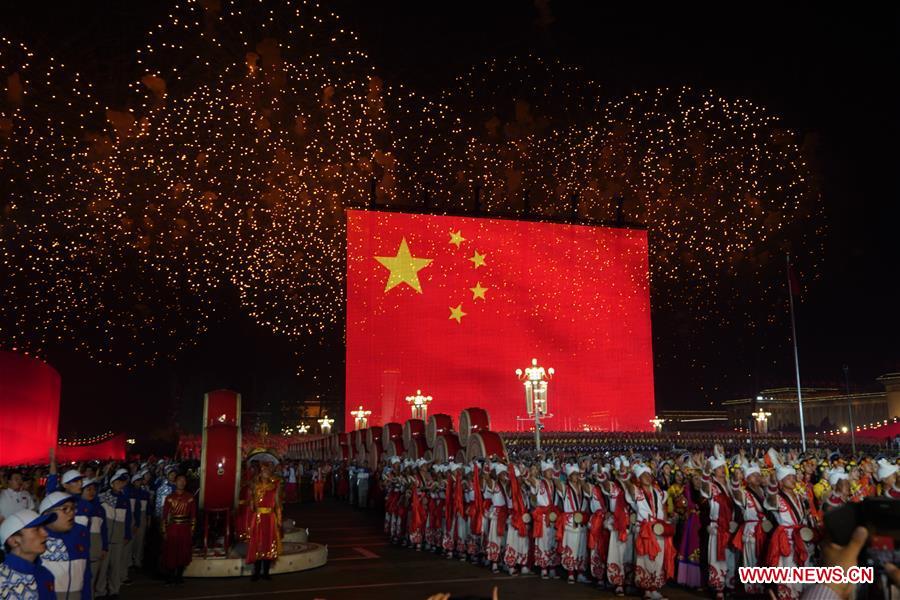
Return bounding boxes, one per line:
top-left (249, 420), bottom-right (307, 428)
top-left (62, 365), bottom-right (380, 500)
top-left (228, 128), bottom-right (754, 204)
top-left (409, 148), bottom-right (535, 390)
top-left (200, 390), bottom-right (241, 510)
top-left (346, 210), bottom-right (655, 432)
top-left (0, 351), bottom-right (61, 466)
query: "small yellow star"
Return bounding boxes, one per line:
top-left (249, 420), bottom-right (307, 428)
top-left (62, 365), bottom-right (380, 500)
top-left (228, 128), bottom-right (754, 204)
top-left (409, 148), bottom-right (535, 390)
top-left (469, 250), bottom-right (486, 269)
top-left (449, 304), bottom-right (467, 324)
top-left (470, 282), bottom-right (488, 301)
top-left (449, 230), bottom-right (466, 248)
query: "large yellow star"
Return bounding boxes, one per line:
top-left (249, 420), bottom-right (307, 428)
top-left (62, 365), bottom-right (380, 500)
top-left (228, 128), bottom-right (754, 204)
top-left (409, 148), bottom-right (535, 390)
top-left (469, 250), bottom-right (486, 269)
top-left (470, 282), bottom-right (488, 301)
top-left (449, 230), bottom-right (466, 248)
top-left (374, 238), bottom-right (432, 293)
top-left (449, 304), bottom-right (467, 324)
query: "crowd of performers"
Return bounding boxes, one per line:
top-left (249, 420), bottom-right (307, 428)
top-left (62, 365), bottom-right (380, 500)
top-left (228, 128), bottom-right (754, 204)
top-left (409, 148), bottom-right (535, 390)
top-left (0, 448), bottom-right (290, 598)
top-left (368, 445), bottom-right (900, 600)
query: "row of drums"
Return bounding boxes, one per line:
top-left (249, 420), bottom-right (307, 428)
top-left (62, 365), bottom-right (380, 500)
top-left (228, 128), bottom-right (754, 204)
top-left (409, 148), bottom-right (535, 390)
top-left (294, 408), bottom-right (507, 471)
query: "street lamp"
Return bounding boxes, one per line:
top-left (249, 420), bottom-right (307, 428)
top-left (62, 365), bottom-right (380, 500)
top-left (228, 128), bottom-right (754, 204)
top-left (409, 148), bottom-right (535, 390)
top-left (350, 405), bottom-right (371, 430)
top-left (405, 390), bottom-right (433, 421)
top-left (751, 409), bottom-right (772, 434)
top-left (649, 416), bottom-right (665, 432)
top-left (516, 358), bottom-right (554, 451)
top-left (298, 424), bottom-right (309, 435)
top-left (318, 415), bottom-right (334, 435)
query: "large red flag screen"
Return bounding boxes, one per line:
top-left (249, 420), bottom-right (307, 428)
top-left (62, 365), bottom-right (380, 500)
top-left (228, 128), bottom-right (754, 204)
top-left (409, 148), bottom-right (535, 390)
top-left (346, 210), bottom-right (655, 432)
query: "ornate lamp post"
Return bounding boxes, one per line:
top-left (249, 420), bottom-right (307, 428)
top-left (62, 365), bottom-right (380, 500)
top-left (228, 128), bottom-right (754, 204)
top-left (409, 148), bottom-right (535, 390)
top-left (752, 409), bottom-right (772, 434)
top-left (298, 424), bottom-right (309, 435)
top-left (516, 358), bottom-right (554, 451)
top-left (350, 405), bottom-right (371, 430)
top-left (405, 390), bottom-right (433, 420)
top-left (318, 415), bottom-right (334, 435)
top-left (649, 416), bottom-right (665, 432)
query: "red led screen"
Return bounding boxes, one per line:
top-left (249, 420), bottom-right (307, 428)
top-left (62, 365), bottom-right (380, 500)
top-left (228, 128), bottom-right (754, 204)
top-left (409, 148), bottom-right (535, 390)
top-left (0, 351), bottom-right (61, 466)
top-left (346, 210), bottom-right (655, 432)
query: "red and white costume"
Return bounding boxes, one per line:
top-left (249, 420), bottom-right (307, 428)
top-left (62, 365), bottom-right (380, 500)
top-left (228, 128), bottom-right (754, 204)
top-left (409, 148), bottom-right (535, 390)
top-left (625, 475), bottom-right (673, 594)
top-left (603, 475), bottom-right (635, 588)
top-left (530, 476), bottom-right (560, 570)
top-left (484, 470), bottom-right (509, 564)
top-left (765, 467), bottom-right (810, 600)
top-left (558, 467), bottom-right (587, 574)
top-left (731, 466), bottom-right (768, 595)
top-left (586, 481), bottom-right (609, 581)
top-left (700, 467), bottom-right (736, 593)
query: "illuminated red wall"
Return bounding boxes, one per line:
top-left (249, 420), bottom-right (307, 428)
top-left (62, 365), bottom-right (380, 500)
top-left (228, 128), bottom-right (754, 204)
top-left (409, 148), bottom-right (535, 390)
top-left (0, 351), bottom-right (61, 465)
top-left (56, 434), bottom-right (126, 462)
top-left (346, 210), bottom-right (656, 432)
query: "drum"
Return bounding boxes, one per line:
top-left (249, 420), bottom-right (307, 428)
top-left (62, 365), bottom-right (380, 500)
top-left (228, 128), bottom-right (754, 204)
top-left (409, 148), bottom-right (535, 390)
top-left (629, 513), bottom-right (637, 525)
top-left (367, 445), bottom-right (382, 472)
top-left (354, 429), bottom-right (367, 454)
top-left (573, 512), bottom-right (584, 525)
top-left (728, 521), bottom-right (738, 534)
top-left (383, 422), bottom-right (403, 445)
top-left (522, 512), bottom-right (532, 524)
top-left (403, 419), bottom-right (426, 447)
top-left (405, 434), bottom-right (428, 460)
top-left (458, 408), bottom-right (491, 446)
top-left (465, 431), bottom-right (507, 461)
top-left (426, 414), bottom-right (455, 447)
top-left (652, 522), bottom-right (665, 536)
top-left (761, 520), bottom-right (774, 533)
top-left (432, 432), bottom-right (462, 463)
top-left (800, 527), bottom-right (814, 543)
top-left (366, 427), bottom-right (383, 448)
top-left (548, 511), bottom-right (558, 523)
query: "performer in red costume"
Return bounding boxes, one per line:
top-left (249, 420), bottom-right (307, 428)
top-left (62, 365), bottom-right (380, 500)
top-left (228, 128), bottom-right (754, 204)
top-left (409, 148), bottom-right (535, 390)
top-left (245, 450), bottom-right (283, 581)
top-left (161, 475), bottom-right (196, 585)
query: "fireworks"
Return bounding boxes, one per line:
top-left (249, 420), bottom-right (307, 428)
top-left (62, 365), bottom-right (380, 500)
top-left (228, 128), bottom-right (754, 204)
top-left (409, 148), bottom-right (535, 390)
top-left (0, 3), bottom-right (823, 373)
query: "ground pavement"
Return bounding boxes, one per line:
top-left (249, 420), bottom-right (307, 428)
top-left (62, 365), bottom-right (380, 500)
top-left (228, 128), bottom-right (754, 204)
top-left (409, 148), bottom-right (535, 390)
top-left (126, 497), bottom-right (706, 600)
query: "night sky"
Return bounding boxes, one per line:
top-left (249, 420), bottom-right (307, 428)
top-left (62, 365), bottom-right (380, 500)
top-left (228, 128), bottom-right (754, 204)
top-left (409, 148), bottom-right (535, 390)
top-left (2, 3), bottom-right (898, 442)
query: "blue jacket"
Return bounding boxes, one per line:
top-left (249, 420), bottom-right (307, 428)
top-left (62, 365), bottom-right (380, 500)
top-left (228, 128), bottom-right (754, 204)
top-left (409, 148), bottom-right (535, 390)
top-left (0, 553), bottom-right (56, 599)
top-left (40, 523), bottom-right (91, 600)
top-left (87, 496), bottom-right (109, 552)
top-left (98, 489), bottom-right (132, 542)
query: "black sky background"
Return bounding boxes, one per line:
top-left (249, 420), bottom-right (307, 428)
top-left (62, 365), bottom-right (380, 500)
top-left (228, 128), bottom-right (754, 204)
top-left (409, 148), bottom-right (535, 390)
top-left (2, 3), bottom-right (898, 441)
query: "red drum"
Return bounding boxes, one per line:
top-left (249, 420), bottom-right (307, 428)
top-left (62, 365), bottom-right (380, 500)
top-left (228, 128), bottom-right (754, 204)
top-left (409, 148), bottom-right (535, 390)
top-left (366, 427), bottom-right (383, 448)
top-left (458, 408), bottom-right (491, 446)
top-left (367, 445), bottom-right (382, 472)
top-left (465, 430), bottom-right (507, 461)
top-left (426, 414), bottom-right (454, 447)
top-left (385, 437), bottom-right (406, 458)
top-left (383, 422), bottom-right (403, 445)
top-left (405, 434), bottom-right (428, 460)
top-left (432, 432), bottom-right (462, 463)
top-left (403, 419), bottom-right (426, 446)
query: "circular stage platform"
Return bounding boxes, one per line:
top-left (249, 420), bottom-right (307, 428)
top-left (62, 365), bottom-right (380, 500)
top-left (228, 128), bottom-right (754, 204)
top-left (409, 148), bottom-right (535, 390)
top-left (184, 525), bottom-right (326, 578)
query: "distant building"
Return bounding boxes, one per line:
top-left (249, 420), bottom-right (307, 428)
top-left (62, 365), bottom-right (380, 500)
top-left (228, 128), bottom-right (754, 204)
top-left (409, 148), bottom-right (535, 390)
top-left (722, 373), bottom-right (900, 433)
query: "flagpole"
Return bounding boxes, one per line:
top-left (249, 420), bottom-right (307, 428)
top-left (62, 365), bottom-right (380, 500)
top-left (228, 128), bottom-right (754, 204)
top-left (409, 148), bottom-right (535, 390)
top-left (787, 253), bottom-right (807, 452)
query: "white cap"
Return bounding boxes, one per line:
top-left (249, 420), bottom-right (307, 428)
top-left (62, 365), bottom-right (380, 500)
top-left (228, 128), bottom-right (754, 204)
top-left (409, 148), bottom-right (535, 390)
top-left (492, 463), bottom-right (508, 475)
top-left (565, 464), bottom-right (580, 476)
top-left (111, 468), bottom-right (129, 482)
top-left (81, 478), bottom-right (97, 489)
top-left (0, 510), bottom-right (57, 546)
top-left (61, 470), bottom-right (83, 485)
top-left (39, 491), bottom-right (76, 515)
top-left (828, 469), bottom-right (849, 487)
top-left (709, 456), bottom-right (727, 471)
top-left (389, 456), bottom-right (401, 465)
top-left (415, 458), bottom-right (427, 468)
top-left (131, 472), bottom-right (144, 483)
top-left (540, 460), bottom-right (555, 472)
top-left (876, 459), bottom-right (898, 482)
top-left (449, 462), bottom-right (462, 472)
top-left (744, 463), bottom-right (762, 478)
top-left (633, 463), bottom-right (652, 479)
top-left (776, 464), bottom-right (796, 481)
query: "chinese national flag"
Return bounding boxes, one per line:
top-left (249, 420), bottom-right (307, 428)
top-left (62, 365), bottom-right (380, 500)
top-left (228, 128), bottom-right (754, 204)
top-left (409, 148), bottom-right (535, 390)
top-left (345, 209), bottom-right (656, 432)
